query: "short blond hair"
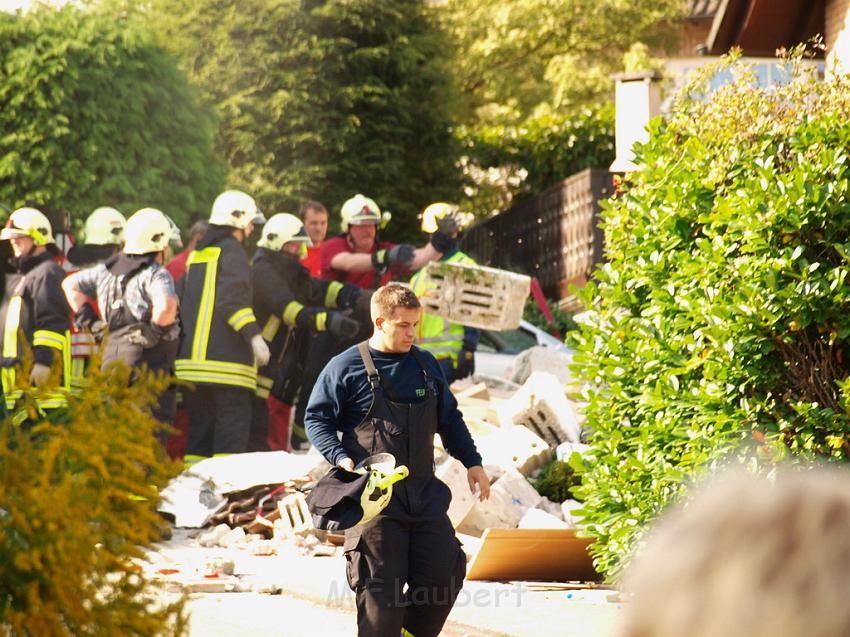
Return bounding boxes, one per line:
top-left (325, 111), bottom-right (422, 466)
top-left (622, 467), bottom-right (850, 637)
top-left (370, 283), bottom-right (420, 321)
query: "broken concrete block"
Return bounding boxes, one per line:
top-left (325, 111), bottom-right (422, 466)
top-left (203, 557), bottom-right (235, 577)
top-left (218, 526), bottom-right (246, 548)
top-left (198, 523), bottom-right (231, 548)
top-left (560, 499), bottom-right (585, 529)
top-left (518, 508), bottom-right (570, 530)
top-left (457, 469), bottom-right (543, 536)
top-left (497, 372), bottom-right (581, 445)
top-left (555, 441), bottom-right (590, 462)
top-left (435, 457), bottom-right (480, 528)
top-left (511, 346), bottom-right (575, 386)
top-left (473, 425), bottom-right (553, 477)
top-left (277, 492), bottom-right (312, 535)
top-left (537, 496), bottom-right (566, 520)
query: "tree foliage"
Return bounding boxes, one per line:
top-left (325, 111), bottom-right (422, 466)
top-left (457, 107), bottom-right (614, 217)
top-left (143, 0), bottom-right (459, 241)
top-left (439, 0), bottom-right (684, 124)
top-left (0, 359), bottom-right (184, 635)
top-left (0, 6), bottom-right (224, 230)
top-left (571, 54), bottom-right (850, 578)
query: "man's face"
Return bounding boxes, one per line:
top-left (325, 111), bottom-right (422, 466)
top-left (303, 208), bottom-right (328, 245)
top-left (349, 222), bottom-right (377, 252)
top-left (375, 306), bottom-right (420, 353)
top-left (9, 235), bottom-right (34, 257)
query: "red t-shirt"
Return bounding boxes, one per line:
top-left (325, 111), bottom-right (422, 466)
top-left (166, 248), bottom-right (192, 283)
top-left (319, 235), bottom-right (400, 289)
top-left (301, 244), bottom-right (323, 278)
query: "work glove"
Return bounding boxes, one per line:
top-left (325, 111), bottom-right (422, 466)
top-left (251, 334), bottom-right (271, 367)
top-left (454, 347), bottom-right (475, 381)
top-left (327, 311), bottom-right (361, 340)
top-left (372, 244), bottom-right (415, 271)
top-left (430, 212), bottom-right (460, 253)
top-left (125, 323), bottom-right (176, 348)
top-left (73, 303), bottom-right (105, 335)
top-left (29, 363), bottom-right (50, 387)
top-left (354, 290), bottom-right (374, 319)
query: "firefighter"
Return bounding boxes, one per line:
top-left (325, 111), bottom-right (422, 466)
top-left (250, 213), bottom-right (366, 451)
top-left (0, 207), bottom-right (72, 413)
top-left (410, 203), bottom-right (480, 383)
top-left (320, 194), bottom-right (454, 289)
top-left (65, 206), bottom-right (126, 392)
top-left (305, 283), bottom-right (489, 637)
top-left (66, 206), bottom-right (126, 269)
top-left (176, 190), bottom-right (269, 464)
top-left (62, 208), bottom-right (179, 429)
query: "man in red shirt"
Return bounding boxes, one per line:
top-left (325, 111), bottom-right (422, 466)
top-left (299, 201), bottom-right (329, 277)
top-left (320, 194), bottom-right (449, 289)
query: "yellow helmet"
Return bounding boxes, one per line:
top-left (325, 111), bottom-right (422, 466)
top-left (340, 194), bottom-right (391, 231)
top-left (210, 190), bottom-right (266, 229)
top-left (1, 207), bottom-right (53, 245)
top-left (258, 213), bottom-right (311, 251)
top-left (123, 208), bottom-right (173, 255)
top-left (83, 206), bottom-right (126, 246)
top-left (420, 202), bottom-right (474, 233)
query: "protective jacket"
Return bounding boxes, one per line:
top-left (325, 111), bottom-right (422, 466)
top-left (176, 229), bottom-right (260, 391)
top-left (0, 252), bottom-right (71, 410)
top-left (252, 247), bottom-right (361, 400)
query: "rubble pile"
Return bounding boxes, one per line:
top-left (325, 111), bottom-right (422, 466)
top-left (443, 345), bottom-right (589, 536)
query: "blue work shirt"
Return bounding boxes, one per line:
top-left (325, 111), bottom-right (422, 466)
top-left (304, 343), bottom-right (483, 469)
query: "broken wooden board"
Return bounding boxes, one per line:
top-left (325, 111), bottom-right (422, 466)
top-left (466, 528), bottom-right (600, 582)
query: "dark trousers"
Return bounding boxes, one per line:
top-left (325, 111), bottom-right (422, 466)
top-left (248, 395), bottom-right (270, 452)
top-left (184, 384), bottom-right (252, 457)
top-left (344, 480), bottom-right (467, 637)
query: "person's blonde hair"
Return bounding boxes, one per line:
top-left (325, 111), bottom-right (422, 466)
top-left (370, 283), bottom-right (420, 321)
top-left (622, 467), bottom-right (850, 637)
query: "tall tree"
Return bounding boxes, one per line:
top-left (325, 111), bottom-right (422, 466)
top-left (439, 0), bottom-right (685, 124)
top-left (143, 0), bottom-right (459, 240)
top-left (0, 6), bottom-right (224, 229)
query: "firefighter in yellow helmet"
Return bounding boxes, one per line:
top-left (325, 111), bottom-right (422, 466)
top-left (63, 208), bottom-right (180, 433)
top-left (410, 203), bottom-right (479, 382)
top-left (177, 190), bottom-right (269, 464)
top-left (0, 207), bottom-right (72, 413)
top-left (249, 213), bottom-right (369, 451)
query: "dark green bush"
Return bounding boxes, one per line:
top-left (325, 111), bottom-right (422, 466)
top-left (0, 6), bottom-right (224, 229)
top-left (533, 459), bottom-right (581, 503)
top-left (571, 53), bottom-right (850, 578)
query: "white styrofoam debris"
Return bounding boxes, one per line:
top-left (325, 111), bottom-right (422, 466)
top-left (457, 469), bottom-right (543, 536)
top-left (556, 441), bottom-right (590, 462)
top-left (473, 425), bottom-right (553, 476)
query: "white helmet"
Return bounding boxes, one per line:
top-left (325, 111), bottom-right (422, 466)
top-left (1, 207), bottom-right (54, 245)
top-left (340, 194), bottom-right (391, 231)
top-left (123, 208), bottom-right (172, 255)
top-left (163, 213), bottom-right (183, 250)
top-left (83, 206), bottom-right (126, 246)
top-left (209, 190), bottom-right (266, 229)
top-left (258, 213), bottom-right (311, 251)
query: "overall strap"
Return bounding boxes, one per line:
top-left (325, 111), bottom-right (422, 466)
top-left (357, 341), bottom-right (381, 392)
top-left (408, 347), bottom-right (438, 395)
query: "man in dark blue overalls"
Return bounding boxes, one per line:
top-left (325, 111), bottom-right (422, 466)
top-left (305, 283), bottom-right (490, 637)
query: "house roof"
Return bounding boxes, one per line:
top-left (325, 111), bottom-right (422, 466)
top-left (688, 0), bottom-right (722, 19)
top-left (706, 0), bottom-right (825, 56)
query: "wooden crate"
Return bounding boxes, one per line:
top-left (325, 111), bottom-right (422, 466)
top-left (418, 261), bottom-right (531, 330)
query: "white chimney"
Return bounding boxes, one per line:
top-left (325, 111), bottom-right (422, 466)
top-left (610, 71), bottom-right (662, 173)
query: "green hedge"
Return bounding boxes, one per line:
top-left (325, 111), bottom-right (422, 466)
top-left (571, 55), bottom-right (850, 578)
top-left (0, 7), bottom-right (224, 230)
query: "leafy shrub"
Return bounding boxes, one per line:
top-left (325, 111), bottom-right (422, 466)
top-left (571, 52), bottom-right (850, 578)
top-left (0, 6), bottom-right (224, 230)
top-left (0, 360), bottom-right (185, 635)
top-left (523, 297), bottom-right (578, 338)
top-left (533, 459), bottom-right (581, 503)
top-left (456, 107), bottom-right (614, 217)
